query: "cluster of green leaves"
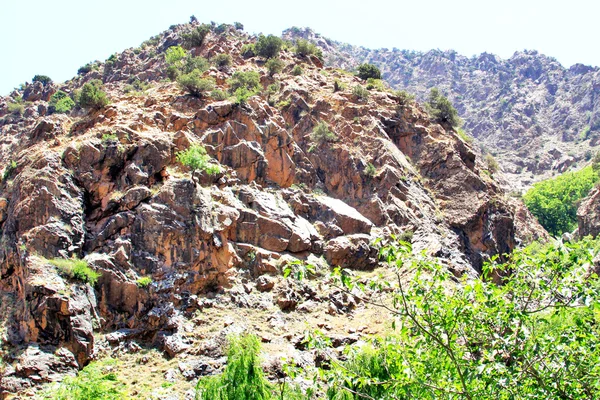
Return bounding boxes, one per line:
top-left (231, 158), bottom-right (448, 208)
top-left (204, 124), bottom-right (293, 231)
top-left (77, 79), bottom-right (109, 110)
top-left (240, 43), bottom-right (256, 58)
top-left (294, 39), bottom-right (323, 60)
top-left (265, 58), bottom-right (285, 77)
top-left (2, 160), bottom-right (17, 182)
top-left (363, 162), bottom-right (377, 177)
top-left (176, 144), bottom-right (220, 178)
top-left (48, 257), bottom-right (100, 285)
top-left (291, 65), bottom-right (303, 76)
top-left (178, 70), bottom-right (215, 98)
top-left (365, 78), bottom-right (386, 91)
top-left (212, 53), bottom-right (232, 70)
top-left (524, 165), bottom-right (599, 236)
top-left (356, 63), bottom-right (381, 80)
top-left (49, 91), bottom-right (75, 114)
top-left (326, 237), bottom-right (600, 399)
top-left (310, 122), bottom-right (338, 146)
top-left (352, 85), bottom-right (369, 100)
top-left (395, 89), bottom-right (415, 109)
top-left (78, 62), bottom-right (98, 75)
top-left (136, 276), bottom-right (152, 288)
top-left (42, 360), bottom-right (124, 399)
top-left (165, 45), bottom-right (210, 82)
top-left (6, 100), bottom-right (24, 116)
top-left (182, 23), bottom-right (212, 48)
top-left (426, 87), bottom-right (461, 128)
top-left (196, 334), bottom-right (304, 400)
top-left (255, 35), bottom-right (283, 59)
top-left (227, 70), bottom-right (261, 105)
top-left (32, 74), bottom-right (52, 85)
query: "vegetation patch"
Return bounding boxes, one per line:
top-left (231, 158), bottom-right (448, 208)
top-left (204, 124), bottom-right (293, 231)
top-left (48, 257), bottom-right (100, 285)
top-left (42, 359), bottom-right (124, 399)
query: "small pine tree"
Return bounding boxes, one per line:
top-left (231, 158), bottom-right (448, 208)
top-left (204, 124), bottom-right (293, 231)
top-left (255, 35), bottom-right (283, 59)
top-left (426, 88), bottom-right (461, 128)
top-left (356, 63), bottom-right (381, 80)
top-left (177, 70), bottom-right (215, 98)
top-left (265, 58), bottom-right (284, 77)
top-left (77, 80), bottom-right (109, 110)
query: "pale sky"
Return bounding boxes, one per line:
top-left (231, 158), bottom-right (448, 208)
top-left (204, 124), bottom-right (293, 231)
top-left (1, 0), bottom-right (597, 94)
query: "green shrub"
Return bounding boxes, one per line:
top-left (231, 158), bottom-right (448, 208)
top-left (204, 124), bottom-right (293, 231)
top-left (234, 22), bottom-right (244, 30)
top-left (48, 257), bottom-right (100, 285)
top-left (165, 45), bottom-right (187, 65)
top-left (523, 165), bottom-right (599, 236)
top-left (294, 39), bottom-right (322, 60)
top-left (395, 90), bottom-right (415, 108)
top-left (291, 65), bottom-right (303, 76)
top-left (212, 53), bottom-right (232, 69)
top-left (265, 58), bottom-right (284, 77)
top-left (177, 70), bottom-right (215, 98)
top-left (2, 160), bottom-right (17, 181)
top-left (7, 102), bottom-right (24, 116)
top-left (255, 35), bottom-right (283, 59)
top-left (32, 75), bottom-right (52, 85)
top-left (426, 88), bottom-right (461, 128)
top-left (78, 63), bottom-right (94, 75)
top-left (456, 127), bottom-right (473, 143)
top-left (484, 153), bottom-right (499, 173)
top-left (310, 122), bottom-right (337, 145)
top-left (214, 23), bottom-right (228, 35)
top-left (333, 79), bottom-right (346, 92)
top-left (356, 63), bottom-right (381, 80)
top-left (77, 80), bottom-right (109, 110)
top-left (136, 276), bottom-right (152, 288)
top-left (352, 85), bottom-right (369, 100)
top-left (176, 144), bottom-right (220, 178)
top-left (363, 162), bottom-right (377, 177)
top-left (233, 87), bottom-right (256, 105)
top-left (240, 44), bottom-right (255, 58)
top-left (228, 70), bottom-right (261, 93)
top-left (183, 56), bottom-right (210, 74)
top-left (196, 334), bottom-right (303, 400)
top-left (50, 91), bottom-right (75, 114)
top-left (326, 237), bottom-right (600, 399)
top-left (210, 89), bottom-right (228, 101)
top-left (182, 24), bottom-right (212, 48)
top-left (366, 78), bottom-right (386, 91)
top-left (42, 360), bottom-right (124, 399)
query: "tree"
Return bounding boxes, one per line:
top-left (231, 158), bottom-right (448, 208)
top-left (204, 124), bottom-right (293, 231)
top-left (265, 58), bottom-right (284, 77)
top-left (176, 144), bottom-right (220, 178)
top-left (32, 75), bottom-right (52, 85)
top-left (177, 70), bottom-right (215, 98)
top-left (426, 88), bottom-right (461, 128)
top-left (255, 35), bottom-right (283, 59)
top-left (77, 80), bottom-right (109, 110)
top-left (356, 63), bottom-right (381, 80)
top-left (165, 46), bottom-right (187, 65)
top-left (49, 91), bottom-right (75, 114)
top-left (182, 24), bottom-right (211, 48)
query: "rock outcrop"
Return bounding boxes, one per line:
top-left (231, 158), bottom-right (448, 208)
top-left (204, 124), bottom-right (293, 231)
top-left (0, 22), bottom-right (546, 395)
top-left (284, 27), bottom-right (600, 193)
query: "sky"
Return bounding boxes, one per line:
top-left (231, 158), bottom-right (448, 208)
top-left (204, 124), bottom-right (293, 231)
top-left (1, 0), bottom-right (598, 94)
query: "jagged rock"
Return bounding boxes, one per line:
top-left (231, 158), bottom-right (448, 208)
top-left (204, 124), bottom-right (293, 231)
top-left (578, 187), bottom-right (600, 238)
top-left (256, 275), bottom-right (275, 292)
top-left (324, 234), bottom-right (378, 270)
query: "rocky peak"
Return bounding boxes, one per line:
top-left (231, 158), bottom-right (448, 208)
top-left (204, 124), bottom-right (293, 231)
top-left (0, 22), bottom-right (545, 396)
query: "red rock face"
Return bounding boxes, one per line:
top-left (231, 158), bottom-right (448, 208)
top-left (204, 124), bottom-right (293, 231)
top-left (0, 24), bottom-right (546, 394)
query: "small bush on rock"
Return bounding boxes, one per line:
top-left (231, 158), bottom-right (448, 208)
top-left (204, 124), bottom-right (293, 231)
top-left (48, 257), bottom-right (100, 285)
top-left (212, 53), bottom-right (232, 70)
top-left (176, 144), bottom-right (220, 178)
top-left (32, 75), bottom-right (52, 85)
top-left (310, 122), bottom-right (338, 145)
top-left (426, 88), bottom-right (461, 128)
top-left (265, 58), bottom-right (284, 77)
top-left (357, 63), bottom-right (381, 80)
top-left (177, 70), bottom-right (215, 98)
top-left (77, 80), bottom-right (109, 110)
top-left (182, 24), bottom-right (212, 48)
top-left (255, 35), bottom-right (283, 59)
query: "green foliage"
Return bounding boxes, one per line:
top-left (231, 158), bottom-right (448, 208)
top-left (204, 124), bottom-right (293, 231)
top-left (7, 102), bottom-right (24, 116)
top-left (49, 91), bottom-right (75, 114)
top-left (48, 257), bottom-right (100, 285)
top-left (456, 127), bottom-right (473, 143)
top-left (43, 360), bottom-right (124, 399)
top-left (363, 162), bottom-right (377, 177)
top-left (183, 56), bottom-right (210, 74)
top-left (240, 44), bottom-right (256, 58)
top-left (234, 22), bottom-right (244, 30)
top-left (523, 165), bottom-right (599, 236)
top-left (333, 79), bottom-right (346, 92)
top-left (123, 79), bottom-right (151, 94)
top-left (352, 85), bottom-right (369, 100)
top-left (210, 89), bottom-right (229, 101)
top-left (228, 70), bottom-right (261, 93)
top-left (255, 35), bottom-right (283, 59)
top-left (282, 260), bottom-right (316, 280)
top-left (176, 144), bottom-right (220, 177)
top-left (212, 53), bottom-right (232, 69)
top-left (195, 334), bottom-right (272, 400)
top-left (310, 122), bottom-right (337, 145)
top-left (136, 276), bottom-right (152, 288)
top-left (291, 65), bottom-right (303, 76)
top-left (182, 24), bottom-right (212, 48)
top-left (356, 63), bottom-right (381, 80)
top-left (165, 45), bottom-right (187, 65)
top-left (177, 70), bottom-right (215, 98)
top-left (426, 87), bottom-right (461, 128)
top-left (2, 160), bottom-right (17, 181)
top-left (366, 78), bottom-right (386, 91)
top-left (395, 89), bottom-right (415, 108)
top-left (327, 237), bottom-right (600, 399)
top-left (233, 87), bottom-right (256, 105)
top-left (294, 39), bottom-right (323, 60)
top-left (265, 58), bottom-right (284, 77)
top-left (32, 74), bottom-right (52, 85)
top-left (77, 80), bottom-right (109, 110)
top-left (484, 153), bottom-right (499, 173)
top-left (78, 63), bottom-right (94, 75)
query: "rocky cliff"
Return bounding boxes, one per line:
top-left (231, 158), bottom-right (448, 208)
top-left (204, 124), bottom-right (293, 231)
top-left (284, 28), bottom-right (600, 192)
top-left (0, 22), bottom-right (545, 396)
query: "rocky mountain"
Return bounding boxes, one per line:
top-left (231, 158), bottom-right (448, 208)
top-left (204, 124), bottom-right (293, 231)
top-left (0, 22), bottom-right (545, 397)
top-left (284, 28), bottom-right (600, 192)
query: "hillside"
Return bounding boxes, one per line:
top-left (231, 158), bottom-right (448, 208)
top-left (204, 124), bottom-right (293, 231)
top-left (0, 22), bottom-right (546, 397)
top-left (284, 28), bottom-right (600, 192)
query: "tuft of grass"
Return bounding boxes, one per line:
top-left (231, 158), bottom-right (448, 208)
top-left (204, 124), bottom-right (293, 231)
top-left (310, 122), bottom-right (337, 145)
top-left (48, 258), bottom-right (100, 285)
top-left (42, 360), bottom-right (124, 399)
top-left (136, 276), bottom-right (152, 288)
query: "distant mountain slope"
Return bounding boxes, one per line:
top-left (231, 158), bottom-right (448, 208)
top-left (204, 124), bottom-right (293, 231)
top-left (284, 27), bottom-right (600, 191)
